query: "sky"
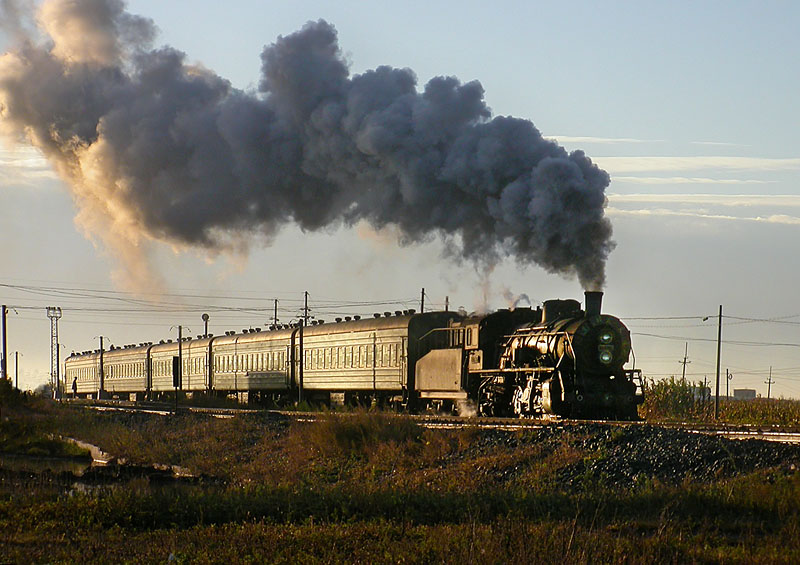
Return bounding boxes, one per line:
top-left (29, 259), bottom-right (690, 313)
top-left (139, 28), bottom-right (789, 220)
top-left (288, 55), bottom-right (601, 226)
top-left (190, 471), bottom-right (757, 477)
top-left (1, 0), bottom-right (799, 397)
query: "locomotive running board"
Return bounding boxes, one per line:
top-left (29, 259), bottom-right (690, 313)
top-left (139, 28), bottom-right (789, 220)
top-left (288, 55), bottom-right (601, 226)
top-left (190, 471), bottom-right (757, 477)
top-left (418, 391), bottom-right (468, 400)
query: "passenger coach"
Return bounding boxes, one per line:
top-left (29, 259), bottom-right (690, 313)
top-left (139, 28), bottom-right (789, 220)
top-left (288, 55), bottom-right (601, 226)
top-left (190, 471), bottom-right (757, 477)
top-left (64, 310), bottom-right (462, 407)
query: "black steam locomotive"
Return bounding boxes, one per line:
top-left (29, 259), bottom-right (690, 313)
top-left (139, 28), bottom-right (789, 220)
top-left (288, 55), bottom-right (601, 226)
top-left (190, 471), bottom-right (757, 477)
top-left (65, 291), bottom-right (643, 419)
top-left (416, 291), bottom-right (642, 419)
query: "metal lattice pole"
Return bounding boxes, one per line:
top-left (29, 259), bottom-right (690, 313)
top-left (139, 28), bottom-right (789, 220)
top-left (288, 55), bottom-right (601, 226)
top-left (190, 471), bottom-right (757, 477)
top-left (47, 307), bottom-right (62, 399)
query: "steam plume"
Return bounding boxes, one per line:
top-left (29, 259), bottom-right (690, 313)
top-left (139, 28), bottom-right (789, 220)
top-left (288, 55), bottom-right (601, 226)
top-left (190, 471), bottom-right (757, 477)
top-left (0, 0), bottom-right (614, 290)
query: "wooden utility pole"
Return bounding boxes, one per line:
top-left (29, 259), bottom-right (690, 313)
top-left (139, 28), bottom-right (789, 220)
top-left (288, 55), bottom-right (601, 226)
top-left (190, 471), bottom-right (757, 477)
top-left (714, 305), bottom-right (723, 419)
top-left (726, 369), bottom-right (732, 399)
top-left (420, 288), bottom-right (425, 313)
top-left (1, 305), bottom-right (7, 382)
top-left (98, 336), bottom-right (105, 398)
top-left (765, 366), bottom-right (774, 400)
top-left (679, 342), bottom-right (690, 381)
top-left (298, 319), bottom-right (304, 404)
top-left (302, 292), bottom-right (311, 325)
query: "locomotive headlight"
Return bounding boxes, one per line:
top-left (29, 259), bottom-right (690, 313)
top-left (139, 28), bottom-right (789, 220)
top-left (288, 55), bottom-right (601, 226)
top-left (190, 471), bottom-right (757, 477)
top-left (598, 345), bottom-right (614, 364)
top-left (599, 331), bottom-right (614, 344)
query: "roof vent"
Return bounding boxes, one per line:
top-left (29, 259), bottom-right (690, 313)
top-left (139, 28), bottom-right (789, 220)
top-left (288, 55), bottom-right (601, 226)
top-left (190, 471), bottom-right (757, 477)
top-left (345, 316), bottom-right (352, 321)
top-left (354, 315), bottom-right (361, 321)
top-left (336, 317), bottom-right (342, 323)
top-left (408, 309), bottom-right (416, 315)
top-left (374, 313), bottom-right (381, 318)
top-left (395, 310), bottom-right (403, 316)
top-left (384, 312), bottom-right (392, 317)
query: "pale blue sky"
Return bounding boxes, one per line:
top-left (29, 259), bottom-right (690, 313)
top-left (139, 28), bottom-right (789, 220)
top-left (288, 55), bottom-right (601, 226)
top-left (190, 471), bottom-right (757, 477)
top-left (1, 0), bottom-right (799, 396)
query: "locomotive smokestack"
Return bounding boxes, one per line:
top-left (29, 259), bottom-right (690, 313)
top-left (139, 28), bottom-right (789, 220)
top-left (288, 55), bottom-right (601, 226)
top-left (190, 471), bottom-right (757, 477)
top-left (585, 291), bottom-right (603, 318)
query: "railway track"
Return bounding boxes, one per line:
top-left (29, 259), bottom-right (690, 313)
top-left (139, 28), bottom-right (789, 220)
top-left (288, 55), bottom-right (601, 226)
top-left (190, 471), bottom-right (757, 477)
top-left (74, 400), bottom-right (800, 444)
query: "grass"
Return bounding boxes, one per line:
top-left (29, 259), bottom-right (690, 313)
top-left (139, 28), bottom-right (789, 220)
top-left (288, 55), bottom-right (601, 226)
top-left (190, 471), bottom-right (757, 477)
top-left (2, 384), bottom-right (800, 562)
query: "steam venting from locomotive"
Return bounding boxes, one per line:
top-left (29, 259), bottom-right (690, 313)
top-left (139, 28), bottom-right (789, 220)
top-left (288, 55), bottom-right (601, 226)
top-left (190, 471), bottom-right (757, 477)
top-left (0, 0), bottom-right (614, 291)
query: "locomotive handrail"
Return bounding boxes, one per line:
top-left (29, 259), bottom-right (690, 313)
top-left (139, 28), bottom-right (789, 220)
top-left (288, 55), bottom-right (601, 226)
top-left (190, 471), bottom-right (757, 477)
top-left (470, 367), bottom-right (555, 374)
top-left (417, 326), bottom-right (463, 343)
top-left (417, 326), bottom-right (465, 352)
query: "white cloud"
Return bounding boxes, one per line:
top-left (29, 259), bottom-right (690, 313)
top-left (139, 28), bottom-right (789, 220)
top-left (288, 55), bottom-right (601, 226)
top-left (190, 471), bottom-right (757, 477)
top-left (607, 206), bottom-right (800, 225)
top-left (612, 176), bottom-right (774, 185)
top-left (597, 156), bottom-right (800, 173)
top-left (690, 141), bottom-right (752, 147)
top-left (549, 135), bottom-right (662, 144)
top-left (0, 145), bottom-right (58, 185)
top-left (608, 193), bottom-right (800, 207)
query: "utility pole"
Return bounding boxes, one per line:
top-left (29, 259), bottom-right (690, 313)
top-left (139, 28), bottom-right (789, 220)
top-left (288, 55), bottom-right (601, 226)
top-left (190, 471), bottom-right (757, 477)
top-left (420, 288), bottom-right (425, 313)
top-left (679, 342), bottom-right (690, 381)
top-left (47, 307), bottom-right (62, 399)
top-left (273, 299), bottom-right (279, 327)
top-left (178, 325), bottom-right (183, 391)
top-left (14, 351), bottom-right (20, 390)
top-left (1, 304), bottom-right (7, 382)
top-left (202, 313), bottom-right (209, 338)
top-left (726, 369), bottom-right (732, 399)
top-left (714, 304), bottom-right (723, 420)
top-left (98, 336), bottom-right (105, 399)
top-left (445, 296), bottom-right (449, 312)
top-left (298, 319), bottom-right (304, 404)
top-left (765, 366), bottom-right (774, 400)
top-left (302, 292), bottom-right (311, 326)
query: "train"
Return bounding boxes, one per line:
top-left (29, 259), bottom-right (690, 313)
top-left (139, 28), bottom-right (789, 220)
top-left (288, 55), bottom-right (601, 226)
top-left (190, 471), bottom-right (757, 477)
top-left (64, 291), bottom-right (644, 419)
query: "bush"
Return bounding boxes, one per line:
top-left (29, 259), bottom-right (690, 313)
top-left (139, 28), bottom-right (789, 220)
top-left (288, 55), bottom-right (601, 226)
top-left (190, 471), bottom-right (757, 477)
top-left (639, 376), bottom-right (713, 422)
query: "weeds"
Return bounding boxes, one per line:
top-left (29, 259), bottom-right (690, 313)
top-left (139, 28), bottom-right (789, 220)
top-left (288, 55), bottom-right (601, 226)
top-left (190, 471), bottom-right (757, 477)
top-left (2, 400), bottom-right (800, 562)
top-left (640, 375), bottom-right (800, 425)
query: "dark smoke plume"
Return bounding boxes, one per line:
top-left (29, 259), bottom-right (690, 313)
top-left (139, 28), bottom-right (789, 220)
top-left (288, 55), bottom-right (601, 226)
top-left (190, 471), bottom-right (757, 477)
top-left (0, 0), bottom-right (615, 290)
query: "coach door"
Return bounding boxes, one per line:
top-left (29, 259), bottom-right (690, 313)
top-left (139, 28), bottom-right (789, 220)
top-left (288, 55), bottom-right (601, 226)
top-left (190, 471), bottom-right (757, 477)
top-left (400, 337), bottom-right (407, 387)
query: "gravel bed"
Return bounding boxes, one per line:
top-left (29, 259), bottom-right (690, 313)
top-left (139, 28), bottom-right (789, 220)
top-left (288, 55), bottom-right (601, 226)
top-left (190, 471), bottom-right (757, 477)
top-left (450, 423), bottom-right (800, 489)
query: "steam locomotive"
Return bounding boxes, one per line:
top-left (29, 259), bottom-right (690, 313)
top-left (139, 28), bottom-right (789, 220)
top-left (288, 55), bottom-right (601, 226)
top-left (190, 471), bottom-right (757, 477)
top-left (65, 291), bottom-right (643, 419)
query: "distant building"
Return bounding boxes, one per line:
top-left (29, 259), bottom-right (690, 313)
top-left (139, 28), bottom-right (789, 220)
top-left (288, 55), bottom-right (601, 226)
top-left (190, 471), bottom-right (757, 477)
top-left (733, 388), bottom-right (757, 401)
